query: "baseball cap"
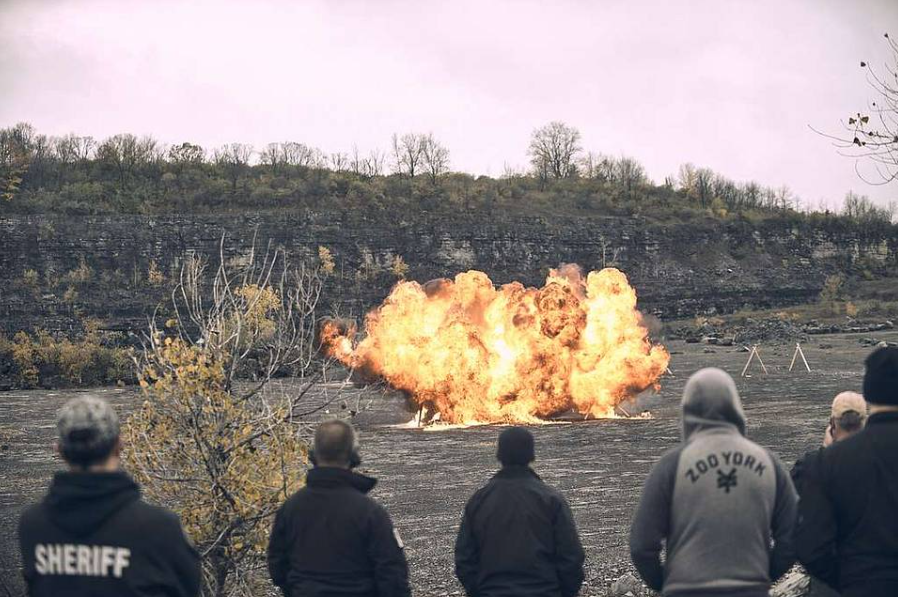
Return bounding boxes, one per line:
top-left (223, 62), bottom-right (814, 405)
top-left (57, 395), bottom-right (120, 467)
top-left (831, 391), bottom-right (867, 420)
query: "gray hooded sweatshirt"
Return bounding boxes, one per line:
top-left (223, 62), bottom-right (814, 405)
top-left (629, 368), bottom-right (798, 597)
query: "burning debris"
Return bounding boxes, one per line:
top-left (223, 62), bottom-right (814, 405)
top-left (321, 266), bottom-right (670, 425)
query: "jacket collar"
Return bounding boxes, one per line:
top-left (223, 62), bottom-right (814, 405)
top-left (306, 466), bottom-right (377, 494)
top-left (867, 411), bottom-right (898, 426)
top-left (493, 464), bottom-right (540, 480)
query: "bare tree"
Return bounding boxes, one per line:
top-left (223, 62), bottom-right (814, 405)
top-left (364, 149), bottom-right (386, 177)
top-left (580, 152), bottom-right (615, 181)
top-left (125, 238), bottom-right (343, 597)
top-left (741, 181), bottom-right (762, 208)
top-left (598, 234), bottom-right (621, 268)
top-left (72, 135), bottom-right (96, 162)
top-left (96, 134), bottom-right (157, 190)
top-left (349, 145), bottom-right (364, 176)
top-left (281, 142), bottom-right (320, 168)
top-left (843, 190), bottom-right (893, 225)
top-left (815, 32), bottom-right (898, 184)
top-left (420, 133), bottom-right (450, 185)
top-left (259, 143), bottom-right (285, 175)
top-left (680, 166), bottom-right (715, 207)
top-left (26, 133), bottom-right (53, 189)
top-left (213, 143), bottom-right (254, 192)
top-left (528, 121), bottom-right (582, 181)
top-left (391, 133), bottom-right (424, 178)
top-left (168, 142), bottom-right (206, 189)
top-left (330, 152), bottom-right (349, 172)
top-left (613, 156), bottom-right (647, 197)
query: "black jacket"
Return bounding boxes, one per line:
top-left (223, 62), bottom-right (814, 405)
top-left (796, 411), bottom-right (898, 597)
top-left (454, 466), bottom-right (585, 597)
top-left (18, 471), bottom-right (201, 597)
top-left (267, 467), bottom-right (410, 597)
top-left (790, 447), bottom-right (822, 497)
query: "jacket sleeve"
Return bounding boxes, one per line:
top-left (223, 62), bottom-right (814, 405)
top-left (629, 448), bottom-right (679, 592)
top-left (267, 505), bottom-right (290, 595)
top-left (789, 456), bottom-right (804, 497)
top-left (454, 502), bottom-right (480, 597)
top-left (553, 496), bottom-right (585, 597)
top-left (367, 505), bottom-right (411, 597)
top-left (155, 511), bottom-right (202, 597)
top-left (795, 451), bottom-right (839, 588)
top-left (768, 452), bottom-right (799, 582)
top-left (18, 508), bottom-right (35, 592)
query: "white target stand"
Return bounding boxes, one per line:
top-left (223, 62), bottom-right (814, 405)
top-left (789, 342), bottom-right (811, 373)
top-left (741, 345), bottom-right (768, 377)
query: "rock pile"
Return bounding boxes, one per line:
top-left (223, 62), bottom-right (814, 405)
top-left (670, 319), bottom-right (895, 346)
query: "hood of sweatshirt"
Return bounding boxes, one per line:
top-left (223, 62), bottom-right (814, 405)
top-left (43, 471), bottom-right (141, 537)
top-left (681, 367), bottom-right (747, 441)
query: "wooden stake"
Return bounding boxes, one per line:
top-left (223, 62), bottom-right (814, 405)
top-left (741, 346), bottom-right (756, 377)
top-left (789, 343), bottom-right (811, 372)
top-left (755, 348), bottom-right (769, 374)
top-left (741, 345), bottom-right (768, 377)
top-left (798, 343), bottom-right (811, 372)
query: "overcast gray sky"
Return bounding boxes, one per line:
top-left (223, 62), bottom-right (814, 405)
top-left (1, 0), bottom-right (896, 208)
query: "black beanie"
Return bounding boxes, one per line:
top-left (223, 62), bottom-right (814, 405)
top-left (863, 346), bottom-right (898, 406)
top-left (497, 427), bottom-right (535, 466)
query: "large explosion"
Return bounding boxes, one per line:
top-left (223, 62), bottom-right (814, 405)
top-left (321, 266), bottom-right (670, 424)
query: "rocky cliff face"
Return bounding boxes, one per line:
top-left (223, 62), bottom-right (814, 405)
top-left (1, 212), bottom-right (896, 335)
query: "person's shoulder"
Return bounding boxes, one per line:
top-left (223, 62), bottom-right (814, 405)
top-left (129, 500), bottom-right (198, 555)
top-left (18, 500), bottom-right (47, 533)
top-left (540, 481), bottom-right (575, 511)
top-left (274, 486), bottom-right (313, 516)
top-left (822, 429), bottom-right (867, 462)
top-left (648, 444), bottom-right (684, 478)
top-left (128, 499), bottom-right (189, 537)
top-left (790, 447), bottom-right (822, 475)
top-left (797, 446), bottom-right (823, 462)
top-left (464, 479), bottom-right (499, 511)
top-left (657, 444), bottom-right (684, 465)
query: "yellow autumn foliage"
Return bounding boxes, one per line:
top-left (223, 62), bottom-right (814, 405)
top-left (124, 334), bottom-right (306, 583)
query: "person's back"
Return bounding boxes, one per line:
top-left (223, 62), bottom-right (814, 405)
top-left (267, 420), bottom-right (410, 597)
top-left (17, 396), bottom-right (200, 597)
top-left (630, 368), bottom-right (797, 597)
top-left (455, 427), bottom-right (584, 597)
top-left (797, 346), bottom-right (898, 597)
top-left (789, 391), bottom-right (866, 597)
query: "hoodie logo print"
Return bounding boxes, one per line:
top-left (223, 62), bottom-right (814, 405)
top-left (684, 451), bottom-right (767, 484)
top-left (717, 468), bottom-right (738, 493)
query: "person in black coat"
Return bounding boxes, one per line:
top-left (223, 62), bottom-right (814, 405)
top-left (267, 419), bottom-right (410, 597)
top-left (789, 391), bottom-right (866, 597)
top-left (790, 390), bottom-right (866, 495)
top-left (17, 395), bottom-right (201, 597)
top-left (455, 427), bottom-right (585, 597)
top-left (796, 346), bottom-right (898, 597)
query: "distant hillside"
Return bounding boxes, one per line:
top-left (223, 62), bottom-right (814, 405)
top-left (1, 211), bottom-right (896, 340)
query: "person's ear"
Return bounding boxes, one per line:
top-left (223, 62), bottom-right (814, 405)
top-left (113, 437), bottom-right (123, 458)
top-left (348, 448), bottom-right (362, 469)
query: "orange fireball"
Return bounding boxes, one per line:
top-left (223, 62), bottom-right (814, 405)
top-left (321, 266), bottom-right (669, 424)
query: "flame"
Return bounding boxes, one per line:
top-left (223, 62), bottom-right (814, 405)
top-left (321, 266), bottom-right (670, 424)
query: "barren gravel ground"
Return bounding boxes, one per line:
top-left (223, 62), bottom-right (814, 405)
top-left (2, 332), bottom-right (894, 596)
